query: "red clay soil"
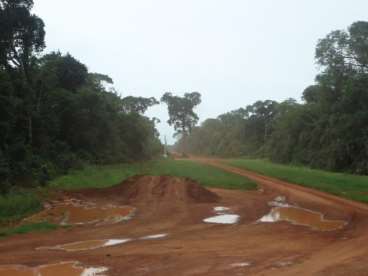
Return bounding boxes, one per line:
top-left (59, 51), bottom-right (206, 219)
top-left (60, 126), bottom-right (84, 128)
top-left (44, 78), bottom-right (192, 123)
top-left (0, 171), bottom-right (368, 275)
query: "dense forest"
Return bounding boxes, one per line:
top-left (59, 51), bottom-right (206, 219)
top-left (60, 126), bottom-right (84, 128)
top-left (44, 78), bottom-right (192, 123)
top-left (0, 0), bottom-right (162, 192)
top-left (178, 21), bottom-right (368, 175)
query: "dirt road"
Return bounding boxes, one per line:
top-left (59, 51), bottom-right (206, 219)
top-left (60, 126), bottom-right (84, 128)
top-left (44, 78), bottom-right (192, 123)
top-left (0, 162), bottom-right (368, 276)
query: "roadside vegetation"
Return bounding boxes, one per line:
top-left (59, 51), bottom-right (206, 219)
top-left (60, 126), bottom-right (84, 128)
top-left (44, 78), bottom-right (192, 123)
top-left (177, 21), bottom-right (368, 175)
top-left (50, 163), bottom-right (146, 190)
top-left (0, 192), bottom-right (42, 224)
top-left (228, 159), bottom-right (368, 203)
top-left (0, 159), bottom-right (256, 236)
top-left (0, 1), bottom-right (162, 194)
top-left (144, 159), bottom-right (257, 190)
top-left (0, 222), bottom-right (59, 238)
top-left (51, 159), bottom-right (257, 191)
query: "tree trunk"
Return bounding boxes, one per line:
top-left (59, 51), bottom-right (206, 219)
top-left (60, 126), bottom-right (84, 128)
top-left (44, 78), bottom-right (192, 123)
top-left (28, 115), bottom-right (33, 145)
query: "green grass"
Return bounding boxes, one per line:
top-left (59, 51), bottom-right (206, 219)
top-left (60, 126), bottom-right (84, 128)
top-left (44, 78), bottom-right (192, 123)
top-left (0, 222), bottom-right (59, 237)
top-left (0, 192), bottom-right (42, 224)
top-left (51, 159), bottom-right (257, 191)
top-left (143, 159), bottom-right (258, 190)
top-left (50, 163), bottom-right (146, 190)
top-left (227, 159), bottom-right (368, 203)
top-left (0, 159), bottom-right (256, 237)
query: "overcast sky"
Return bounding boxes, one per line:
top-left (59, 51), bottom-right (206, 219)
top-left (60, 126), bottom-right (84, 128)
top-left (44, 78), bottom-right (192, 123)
top-left (34, 0), bottom-right (368, 144)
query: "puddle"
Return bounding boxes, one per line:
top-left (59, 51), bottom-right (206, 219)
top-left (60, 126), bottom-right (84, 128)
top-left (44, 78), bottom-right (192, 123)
top-left (268, 196), bottom-right (290, 208)
top-left (274, 261), bottom-right (294, 267)
top-left (214, 206), bottom-right (231, 214)
top-left (0, 262), bottom-right (107, 276)
top-left (204, 214), bottom-right (240, 224)
top-left (140, 233), bottom-right (168, 240)
top-left (230, 262), bottom-right (252, 268)
top-left (25, 198), bottom-right (135, 226)
top-left (204, 205), bottom-right (239, 224)
top-left (259, 206), bottom-right (346, 231)
top-left (39, 233), bottom-right (170, 252)
top-left (39, 239), bottom-right (131, 252)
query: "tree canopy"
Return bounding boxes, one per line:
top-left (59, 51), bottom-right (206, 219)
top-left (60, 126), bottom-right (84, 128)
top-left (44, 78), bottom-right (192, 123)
top-left (179, 21), bottom-right (368, 175)
top-left (0, 2), bottom-right (162, 192)
top-left (161, 92), bottom-right (201, 136)
top-left (161, 92), bottom-right (201, 155)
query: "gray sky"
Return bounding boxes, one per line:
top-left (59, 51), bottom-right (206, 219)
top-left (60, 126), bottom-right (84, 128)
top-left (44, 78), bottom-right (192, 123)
top-left (34, 0), bottom-right (368, 144)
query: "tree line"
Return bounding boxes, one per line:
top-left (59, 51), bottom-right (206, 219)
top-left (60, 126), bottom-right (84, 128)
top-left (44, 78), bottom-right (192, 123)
top-left (0, 0), bottom-right (162, 192)
top-left (177, 21), bottom-right (368, 175)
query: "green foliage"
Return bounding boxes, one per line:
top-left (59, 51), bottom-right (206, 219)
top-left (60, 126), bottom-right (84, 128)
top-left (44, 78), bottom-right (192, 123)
top-left (181, 21), bottom-right (368, 175)
top-left (0, 222), bottom-right (58, 237)
top-left (0, 191), bottom-right (41, 224)
top-left (51, 159), bottom-right (257, 191)
top-left (122, 96), bottom-right (159, 114)
top-left (181, 100), bottom-right (279, 157)
top-left (0, 4), bottom-right (162, 193)
top-left (161, 92), bottom-right (201, 136)
top-left (144, 159), bottom-right (257, 190)
top-left (50, 163), bottom-right (145, 190)
top-left (161, 92), bottom-right (202, 155)
top-left (228, 159), bottom-right (368, 203)
top-left (39, 52), bottom-right (88, 91)
top-left (0, 0), bottom-right (45, 75)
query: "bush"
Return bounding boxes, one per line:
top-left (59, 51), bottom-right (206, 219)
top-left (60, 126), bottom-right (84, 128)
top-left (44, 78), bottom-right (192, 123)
top-left (0, 192), bottom-right (42, 224)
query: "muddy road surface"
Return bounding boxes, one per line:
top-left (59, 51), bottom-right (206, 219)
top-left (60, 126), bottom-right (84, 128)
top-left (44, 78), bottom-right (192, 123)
top-left (0, 164), bottom-right (368, 275)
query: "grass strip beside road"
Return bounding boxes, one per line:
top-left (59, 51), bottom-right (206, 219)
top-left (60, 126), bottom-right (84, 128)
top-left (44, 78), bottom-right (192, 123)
top-left (0, 192), bottom-right (42, 225)
top-left (51, 159), bottom-right (258, 191)
top-left (144, 159), bottom-right (257, 190)
top-left (0, 222), bottom-right (59, 238)
top-left (50, 163), bottom-right (145, 190)
top-left (228, 159), bottom-right (368, 203)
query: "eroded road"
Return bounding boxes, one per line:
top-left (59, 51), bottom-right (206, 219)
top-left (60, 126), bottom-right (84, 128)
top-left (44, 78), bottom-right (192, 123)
top-left (0, 161), bottom-right (367, 276)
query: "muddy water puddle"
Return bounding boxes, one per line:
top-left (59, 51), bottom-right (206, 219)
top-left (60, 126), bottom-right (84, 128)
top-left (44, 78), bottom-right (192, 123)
top-left (39, 233), bottom-right (169, 252)
top-left (39, 239), bottom-right (131, 252)
top-left (0, 262), bottom-right (107, 276)
top-left (25, 198), bottom-right (135, 226)
top-left (259, 206), bottom-right (346, 231)
top-left (230, 262), bottom-right (252, 268)
top-left (140, 233), bottom-right (168, 240)
top-left (203, 206), bottom-right (240, 225)
top-left (204, 214), bottom-right (240, 224)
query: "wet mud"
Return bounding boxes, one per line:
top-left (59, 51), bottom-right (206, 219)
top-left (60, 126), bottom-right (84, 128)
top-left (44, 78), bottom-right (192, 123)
top-left (25, 198), bottom-right (135, 226)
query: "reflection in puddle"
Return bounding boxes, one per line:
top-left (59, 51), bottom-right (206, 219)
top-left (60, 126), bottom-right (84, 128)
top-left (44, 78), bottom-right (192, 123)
top-left (204, 214), bottom-right (240, 224)
top-left (204, 205), bottom-right (239, 224)
top-left (230, 262), bottom-right (252, 268)
top-left (140, 233), bottom-right (168, 240)
top-left (274, 260), bottom-right (294, 268)
top-left (0, 262), bottom-right (107, 276)
top-left (268, 196), bottom-right (290, 208)
top-left (39, 233), bottom-right (170, 252)
top-left (259, 206), bottom-right (346, 231)
top-left (25, 198), bottom-right (135, 226)
top-left (214, 206), bottom-right (231, 214)
top-left (39, 239), bottom-right (131, 252)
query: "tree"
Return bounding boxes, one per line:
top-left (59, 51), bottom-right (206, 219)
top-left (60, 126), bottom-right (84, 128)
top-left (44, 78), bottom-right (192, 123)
top-left (161, 92), bottom-right (201, 154)
top-left (39, 52), bottom-right (88, 91)
top-left (177, 21), bottom-right (368, 174)
top-left (121, 96), bottom-right (159, 114)
top-left (0, 0), bottom-right (45, 77)
top-left (0, 1), bottom-right (163, 193)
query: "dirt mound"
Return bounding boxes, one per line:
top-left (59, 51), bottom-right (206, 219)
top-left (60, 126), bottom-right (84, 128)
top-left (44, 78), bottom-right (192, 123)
top-left (117, 175), bottom-right (220, 204)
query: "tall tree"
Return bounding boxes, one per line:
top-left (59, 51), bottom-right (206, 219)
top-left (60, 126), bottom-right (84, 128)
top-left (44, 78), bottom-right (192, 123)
top-left (0, 0), bottom-right (45, 76)
top-left (0, 0), bottom-right (45, 146)
top-left (181, 21), bottom-right (368, 173)
top-left (121, 96), bottom-right (159, 114)
top-left (161, 92), bottom-right (201, 154)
